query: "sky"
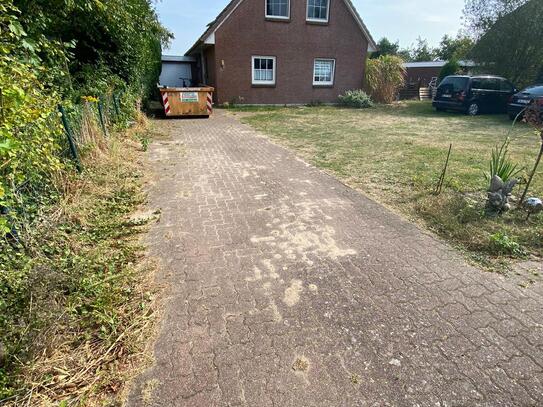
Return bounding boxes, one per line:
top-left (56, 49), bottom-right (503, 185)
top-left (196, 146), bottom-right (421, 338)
top-left (155, 0), bottom-right (465, 55)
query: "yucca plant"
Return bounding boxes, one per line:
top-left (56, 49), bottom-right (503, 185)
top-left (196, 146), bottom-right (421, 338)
top-left (485, 138), bottom-right (523, 185)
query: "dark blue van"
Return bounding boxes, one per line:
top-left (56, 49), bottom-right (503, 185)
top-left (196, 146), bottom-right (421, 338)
top-left (433, 75), bottom-right (517, 116)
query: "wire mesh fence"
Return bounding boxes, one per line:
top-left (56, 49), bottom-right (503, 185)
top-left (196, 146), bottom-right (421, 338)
top-left (58, 92), bottom-right (131, 172)
top-left (1, 91), bottom-right (137, 238)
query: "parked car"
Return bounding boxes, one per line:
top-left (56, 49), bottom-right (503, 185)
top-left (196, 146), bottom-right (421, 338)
top-left (433, 75), bottom-right (517, 116)
top-left (507, 85), bottom-right (543, 120)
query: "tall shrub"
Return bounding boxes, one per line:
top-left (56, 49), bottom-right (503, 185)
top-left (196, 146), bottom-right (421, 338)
top-left (439, 59), bottom-right (461, 82)
top-left (13, 0), bottom-right (172, 101)
top-left (0, 1), bottom-right (64, 234)
top-left (1, 0), bottom-right (172, 399)
top-left (468, 0), bottom-right (543, 87)
top-left (365, 55), bottom-right (406, 104)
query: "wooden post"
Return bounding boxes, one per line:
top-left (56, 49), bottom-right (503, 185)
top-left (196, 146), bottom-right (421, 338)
top-left (58, 105), bottom-right (83, 172)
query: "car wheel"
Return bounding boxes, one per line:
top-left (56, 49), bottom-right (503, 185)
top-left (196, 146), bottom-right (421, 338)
top-left (467, 103), bottom-right (480, 116)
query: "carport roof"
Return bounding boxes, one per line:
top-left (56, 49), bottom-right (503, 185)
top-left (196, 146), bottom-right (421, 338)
top-left (162, 55), bottom-right (197, 63)
top-left (403, 60), bottom-right (476, 68)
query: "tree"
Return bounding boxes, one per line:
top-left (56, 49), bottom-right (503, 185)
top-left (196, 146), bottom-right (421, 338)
top-left (371, 37), bottom-right (400, 59)
top-left (13, 0), bottom-right (172, 100)
top-left (439, 60), bottom-right (461, 82)
top-left (397, 49), bottom-right (413, 62)
top-left (469, 0), bottom-right (543, 87)
top-left (410, 37), bottom-right (437, 62)
top-left (437, 34), bottom-right (474, 61)
top-left (463, 0), bottom-right (529, 37)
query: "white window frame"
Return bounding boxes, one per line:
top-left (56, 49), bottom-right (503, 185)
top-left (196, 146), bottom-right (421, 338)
top-left (306, 0), bottom-right (330, 23)
top-left (252, 56), bottom-right (277, 86)
top-left (313, 58), bottom-right (335, 86)
top-left (265, 0), bottom-right (290, 20)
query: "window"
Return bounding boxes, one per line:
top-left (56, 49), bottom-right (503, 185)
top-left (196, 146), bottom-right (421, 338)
top-left (472, 78), bottom-right (499, 91)
top-left (307, 0), bottom-right (329, 22)
top-left (471, 78), bottom-right (484, 90)
top-left (266, 0), bottom-right (289, 19)
top-left (439, 76), bottom-right (469, 92)
top-left (485, 78), bottom-right (501, 91)
top-left (252, 56), bottom-right (276, 85)
top-left (524, 86), bottom-right (543, 96)
top-left (499, 80), bottom-right (514, 93)
top-left (313, 59), bottom-right (335, 86)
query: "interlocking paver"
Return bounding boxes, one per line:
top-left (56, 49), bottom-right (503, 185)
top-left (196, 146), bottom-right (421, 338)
top-left (127, 112), bottom-right (543, 406)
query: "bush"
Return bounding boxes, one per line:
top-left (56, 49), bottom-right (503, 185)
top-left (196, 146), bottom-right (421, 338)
top-left (365, 55), bottom-right (406, 104)
top-left (537, 66), bottom-right (543, 84)
top-left (0, 2), bottom-right (65, 235)
top-left (0, 0), bottom-right (168, 399)
top-left (489, 232), bottom-right (526, 257)
top-left (338, 90), bottom-right (374, 108)
top-left (439, 59), bottom-right (461, 83)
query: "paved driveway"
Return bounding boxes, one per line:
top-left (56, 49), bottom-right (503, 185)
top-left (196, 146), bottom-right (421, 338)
top-left (127, 111), bottom-right (543, 406)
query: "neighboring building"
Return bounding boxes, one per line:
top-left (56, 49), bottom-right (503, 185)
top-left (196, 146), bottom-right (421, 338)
top-left (159, 55), bottom-right (197, 88)
top-left (403, 60), bottom-right (476, 88)
top-left (186, 0), bottom-right (377, 105)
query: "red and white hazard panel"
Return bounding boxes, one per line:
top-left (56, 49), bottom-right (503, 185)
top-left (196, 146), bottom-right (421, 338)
top-left (162, 92), bottom-right (170, 115)
top-left (207, 93), bottom-right (213, 115)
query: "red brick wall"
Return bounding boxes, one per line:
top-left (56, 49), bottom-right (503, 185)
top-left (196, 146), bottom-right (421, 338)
top-left (204, 47), bottom-right (217, 99)
top-left (212, 0), bottom-right (369, 104)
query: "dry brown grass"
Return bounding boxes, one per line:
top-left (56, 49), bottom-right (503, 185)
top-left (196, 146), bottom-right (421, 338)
top-left (236, 101), bottom-right (542, 271)
top-left (2, 115), bottom-right (161, 407)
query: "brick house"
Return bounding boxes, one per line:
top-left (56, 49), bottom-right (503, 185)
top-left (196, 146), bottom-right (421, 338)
top-left (186, 0), bottom-right (376, 105)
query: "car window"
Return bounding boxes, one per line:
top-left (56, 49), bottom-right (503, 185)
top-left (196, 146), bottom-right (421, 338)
top-left (523, 86), bottom-right (543, 96)
top-left (471, 79), bottom-right (484, 90)
top-left (500, 80), bottom-right (514, 92)
top-left (439, 77), bottom-right (469, 92)
top-left (488, 79), bottom-right (501, 91)
top-left (472, 78), bottom-right (501, 91)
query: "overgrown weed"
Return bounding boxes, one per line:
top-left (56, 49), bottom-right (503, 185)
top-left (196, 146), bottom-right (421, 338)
top-left (0, 117), bottom-right (159, 406)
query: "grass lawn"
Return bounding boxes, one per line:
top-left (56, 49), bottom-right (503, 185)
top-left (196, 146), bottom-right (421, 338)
top-left (229, 101), bottom-right (543, 270)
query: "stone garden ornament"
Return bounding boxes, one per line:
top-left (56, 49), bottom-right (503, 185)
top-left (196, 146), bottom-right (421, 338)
top-left (487, 175), bottom-right (518, 213)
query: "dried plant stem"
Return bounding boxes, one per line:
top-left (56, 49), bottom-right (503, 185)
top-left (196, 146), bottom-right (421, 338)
top-left (435, 144), bottom-right (452, 195)
top-left (0, 159), bottom-right (12, 170)
top-left (519, 130), bottom-right (543, 205)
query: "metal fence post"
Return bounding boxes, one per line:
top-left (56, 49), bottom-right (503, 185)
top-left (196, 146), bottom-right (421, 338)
top-left (58, 105), bottom-right (83, 172)
top-left (0, 88), bottom-right (4, 122)
top-left (113, 93), bottom-right (121, 117)
top-left (98, 98), bottom-right (108, 137)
